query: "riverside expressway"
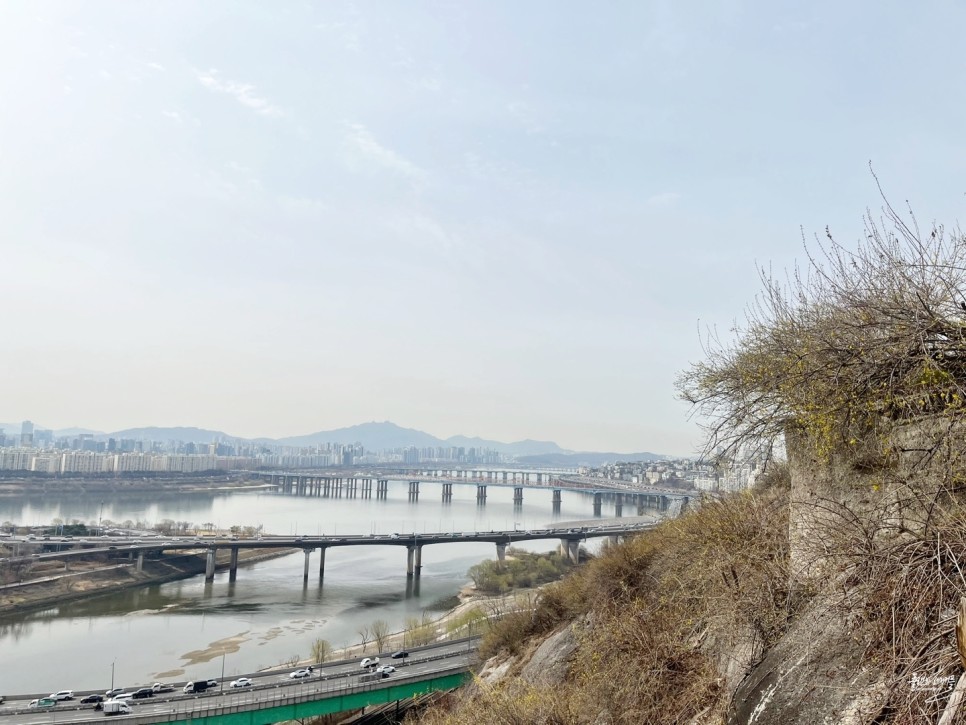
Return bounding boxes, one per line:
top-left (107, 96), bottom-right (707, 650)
top-left (0, 638), bottom-right (478, 724)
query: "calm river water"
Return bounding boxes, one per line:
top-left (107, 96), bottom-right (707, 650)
top-left (0, 481), bottom-right (615, 693)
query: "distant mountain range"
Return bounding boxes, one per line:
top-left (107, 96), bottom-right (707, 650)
top-left (0, 420), bottom-right (667, 463)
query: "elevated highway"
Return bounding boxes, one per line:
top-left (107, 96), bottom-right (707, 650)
top-left (3, 520), bottom-right (656, 582)
top-left (0, 639), bottom-right (477, 724)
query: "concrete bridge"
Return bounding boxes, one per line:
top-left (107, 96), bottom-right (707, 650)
top-left (257, 471), bottom-right (691, 516)
top-left (9, 520), bottom-right (656, 583)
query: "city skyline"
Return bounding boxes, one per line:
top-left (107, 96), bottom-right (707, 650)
top-left (3, 3), bottom-right (966, 458)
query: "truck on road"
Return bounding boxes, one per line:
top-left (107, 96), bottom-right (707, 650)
top-left (103, 700), bottom-right (133, 716)
top-left (182, 680), bottom-right (217, 694)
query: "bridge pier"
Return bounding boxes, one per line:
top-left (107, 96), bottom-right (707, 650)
top-left (377, 479), bottom-right (388, 499)
top-left (614, 492), bottom-right (623, 517)
top-left (229, 546), bottom-right (239, 582)
top-left (559, 539), bottom-right (580, 564)
top-left (205, 548), bottom-right (217, 582)
top-left (496, 543), bottom-right (507, 563)
top-left (476, 484), bottom-right (487, 505)
top-left (593, 491), bottom-right (603, 517)
top-left (362, 478), bottom-right (372, 498)
top-left (414, 545), bottom-right (422, 576)
top-left (406, 546), bottom-right (415, 577)
top-left (136, 552), bottom-right (144, 572)
top-left (408, 480), bottom-right (420, 501)
top-left (513, 487), bottom-right (523, 506)
top-left (303, 548), bottom-right (312, 582)
top-left (442, 482), bottom-right (452, 502)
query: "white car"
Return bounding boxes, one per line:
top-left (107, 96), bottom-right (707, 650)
top-left (229, 678), bottom-right (252, 688)
top-left (49, 690), bottom-right (74, 701)
top-left (289, 668), bottom-right (312, 679)
top-left (375, 665), bottom-right (395, 674)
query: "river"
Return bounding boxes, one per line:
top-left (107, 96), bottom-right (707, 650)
top-left (0, 480), bottom-right (620, 694)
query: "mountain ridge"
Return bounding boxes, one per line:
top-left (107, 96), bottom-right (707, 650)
top-left (0, 420), bottom-right (668, 460)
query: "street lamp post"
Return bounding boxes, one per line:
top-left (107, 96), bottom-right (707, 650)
top-left (110, 659), bottom-right (115, 691)
top-left (220, 651), bottom-right (226, 695)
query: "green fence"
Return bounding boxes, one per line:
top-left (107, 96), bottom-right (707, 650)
top-left (161, 671), bottom-right (470, 725)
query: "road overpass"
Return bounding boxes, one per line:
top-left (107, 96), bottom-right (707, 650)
top-left (3, 519), bottom-right (656, 582)
top-left (0, 639), bottom-right (477, 725)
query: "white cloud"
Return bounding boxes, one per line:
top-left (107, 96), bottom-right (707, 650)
top-left (162, 110), bottom-right (183, 124)
top-left (646, 192), bottom-right (681, 207)
top-left (344, 122), bottom-right (426, 185)
top-left (147, 62), bottom-right (165, 72)
top-left (506, 100), bottom-right (543, 134)
top-left (196, 69), bottom-right (283, 117)
top-left (414, 77), bottom-right (441, 92)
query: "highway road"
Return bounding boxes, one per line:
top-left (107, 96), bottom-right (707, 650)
top-left (0, 520), bottom-right (657, 564)
top-left (0, 639), bottom-right (478, 723)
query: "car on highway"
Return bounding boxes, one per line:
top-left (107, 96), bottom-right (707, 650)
top-left (28, 698), bottom-right (57, 708)
top-left (131, 687), bottom-right (154, 699)
top-left (112, 692), bottom-right (135, 702)
top-left (375, 665), bottom-right (395, 674)
top-left (81, 694), bottom-right (105, 704)
top-left (289, 668), bottom-right (312, 679)
top-left (391, 650), bottom-right (409, 659)
top-left (229, 677), bottom-right (253, 688)
top-left (105, 688), bottom-right (125, 698)
top-left (49, 690), bottom-right (74, 701)
top-left (360, 657), bottom-right (379, 668)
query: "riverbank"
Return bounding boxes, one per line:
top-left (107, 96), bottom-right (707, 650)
top-left (0, 546), bottom-right (295, 617)
top-left (0, 473), bottom-right (269, 498)
top-left (287, 582), bottom-right (536, 671)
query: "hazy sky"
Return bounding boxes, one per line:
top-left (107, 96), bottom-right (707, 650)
top-left (2, 2), bottom-right (965, 456)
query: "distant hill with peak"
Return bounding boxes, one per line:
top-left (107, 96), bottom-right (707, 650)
top-left (275, 421), bottom-right (440, 450)
top-left (0, 419), bottom-right (670, 461)
top-left (103, 426), bottom-right (241, 443)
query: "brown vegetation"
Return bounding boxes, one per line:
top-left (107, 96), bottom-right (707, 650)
top-left (416, 475), bottom-right (794, 724)
top-left (416, 196), bottom-right (966, 724)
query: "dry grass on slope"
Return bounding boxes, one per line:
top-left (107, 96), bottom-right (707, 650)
top-left (414, 468), bottom-right (795, 725)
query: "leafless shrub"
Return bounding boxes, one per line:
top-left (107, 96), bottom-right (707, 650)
top-left (678, 180), bottom-right (966, 467)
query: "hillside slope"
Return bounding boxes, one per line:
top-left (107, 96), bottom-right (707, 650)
top-left (414, 460), bottom-right (966, 724)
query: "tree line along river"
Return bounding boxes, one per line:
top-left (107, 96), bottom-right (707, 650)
top-left (0, 481), bottom-right (618, 694)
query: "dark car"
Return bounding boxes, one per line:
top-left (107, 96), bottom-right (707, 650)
top-left (81, 694), bottom-right (105, 704)
top-left (391, 650), bottom-right (410, 659)
top-left (131, 688), bottom-right (154, 699)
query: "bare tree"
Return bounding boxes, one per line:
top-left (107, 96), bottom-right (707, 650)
top-left (371, 620), bottom-right (390, 652)
top-left (310, 638), bottom-right (331, 664)
top-left (357, 625), bottom-right (371, 653)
